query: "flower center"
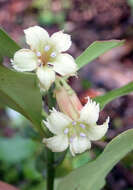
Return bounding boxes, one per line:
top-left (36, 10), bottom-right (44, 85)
top-left (36, 45), bottom-right (57, 67)
top-left (63, 121), bottom-right (88, 143)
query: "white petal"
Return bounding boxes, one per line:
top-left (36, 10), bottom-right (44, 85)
top-left (12, 49), bottom-right (38, 72)
top-left (70, 136), bottom-right (91, 156)
top-left (50, 31), bottom-right (71, 52)
top-left (53, 53), bottom-right (77, 76)
top-left (43, 134), bottom-right (68, 152)
top-left (36, 67), bottom-right (55, 91)
top-left (43, 108), bottom-right (72, 135)
top-left (24, 26), bottom-right (49, 52)
top-left (80, 98), bottom-right (100, 125)
top-left (87, 117), bottom-right (109, 141)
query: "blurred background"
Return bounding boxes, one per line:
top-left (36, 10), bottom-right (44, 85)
top-left (0, 0), bottom-right (133, 189)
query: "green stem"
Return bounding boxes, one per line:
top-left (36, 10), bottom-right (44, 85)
top-left (45, 148), bottom-right (55, 190)
top-left (45, 90), bottom-right (56, 190)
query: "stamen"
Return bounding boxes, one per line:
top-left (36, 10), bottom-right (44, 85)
top-left (80, 123), bottom-right (86, 129)
top-left (69, 137), bottom-right (74, 143)
top-left (50, 52), bottom-right (56, 58)
top-left (64, 128), bottom-right (69, 134)
top-left (72, 121), bottom-right (77, 126)
top-left (44, 45), bottom-right (50, 52)
top-left (80, 132), bottom-right (86, 137)
top-left (36, 52), bottom-right (41, 57)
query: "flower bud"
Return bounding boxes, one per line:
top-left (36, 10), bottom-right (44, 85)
top-left (55, 83), bottom-right (82, 120)
top-left (69, 90), bottom-right (83, 111)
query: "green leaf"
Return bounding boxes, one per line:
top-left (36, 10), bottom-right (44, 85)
top-left (0, 28), bottom-right (20, 60)
top-left (57, 129), bottom-right (133, 190)
top-left (0, 101), bottom-right (5, 108)
top-left (76, 40), bottom-right (124, 69)
top-left (0, 136), bottom-right (37, 163)
top-left (0, 65), bottom-right (43, 134)
top-left (23, 159), bottom-right (42, 180)
top-left (94, 82), bottom-right (133, 109)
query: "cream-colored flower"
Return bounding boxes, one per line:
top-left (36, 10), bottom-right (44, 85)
top-left (11, 26), bottom-right (77, 91)
top-left (43, 98), bottom-right (109, 156)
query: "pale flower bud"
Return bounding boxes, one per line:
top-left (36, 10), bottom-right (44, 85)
top-left (69, 91), bottom-right (83, 111)
top-left (55, 85), bottom-right (82, 120)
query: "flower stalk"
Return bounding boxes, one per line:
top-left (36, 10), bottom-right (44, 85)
top-left (45, 90), bottom-right (56, 190)
top-left (45, 148), bottom-right (54, 190)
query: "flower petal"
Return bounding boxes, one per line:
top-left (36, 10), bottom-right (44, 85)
top-left (70, 136), bottom-right (91, 156)
top-left (50, 31), bottom-right (71, 52)
top-left (12, 49), bottom-right (38, 72)
top-left (43, 108), bottom-right (72, 135)
top-left (53, 53), bottom-right (77, 76)
top-left (24, 26), bottom-right (49, 52)
top-left (80, 97), bottom-right (100, 125)
top-left (36, 67), bottom-right (55, 91)
top-left (87, 117), bottom-right (109, 141)
top-left (43, 134), bottom-right (68, 152)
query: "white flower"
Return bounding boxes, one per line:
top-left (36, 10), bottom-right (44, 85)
top-left (11, 26), bottom-right (77, 91)
top-left (43, 98), bottom-right (109, 156)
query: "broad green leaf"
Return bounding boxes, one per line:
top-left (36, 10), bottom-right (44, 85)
top-left (94, 82), bottom-right (133, 109)
top-left (0, 28), bottom-right (20, 60)
top-left (29, 182), bottom-right (46, 190)
top-left (0, 65), bottom-right (44, 135)
top-left (0, 101), bottom-right (5, 108)
top-left (76, 40), bottom-right (124, 69)
top-left (0, 136), bottom-right (37, 163)
top-left (57, 129), bottom-right (133, 190)
top-left (23, 159), bottom-right (42, 180)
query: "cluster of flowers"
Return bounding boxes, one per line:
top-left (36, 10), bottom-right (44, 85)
top-left (12, 26), bottom-right (109, 156)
